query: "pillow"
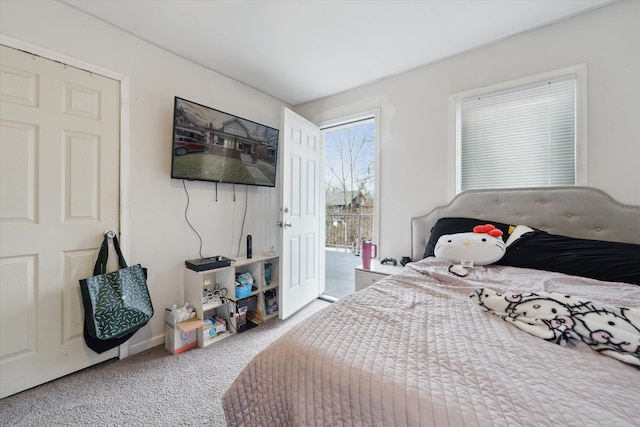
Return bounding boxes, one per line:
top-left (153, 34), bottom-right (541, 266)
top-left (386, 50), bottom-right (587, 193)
top-left (505, 225), bottom-right (535, 247)
top-left (434, 224), bottom-right (506, 266)
top-left (423, 217), bottom-right (514, 259)
top-left (497, 230), bottom-right (640, 285)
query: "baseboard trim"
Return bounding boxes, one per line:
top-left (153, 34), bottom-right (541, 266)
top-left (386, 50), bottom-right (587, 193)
top-left (127, 335), bottom-right (165, 356)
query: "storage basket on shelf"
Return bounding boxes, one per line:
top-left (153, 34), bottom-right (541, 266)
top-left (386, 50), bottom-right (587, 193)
top-left (236, 283), bottom-right (252, 298)
top-left (235, 272), bottom-right (254, 298)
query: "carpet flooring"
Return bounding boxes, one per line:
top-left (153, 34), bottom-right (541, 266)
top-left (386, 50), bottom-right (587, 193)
top-left (0, 299), bottom-right (331, 426)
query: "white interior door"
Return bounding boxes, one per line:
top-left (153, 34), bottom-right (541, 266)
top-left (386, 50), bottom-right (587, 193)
top-left (279, 107), bottom-right (324, 319)
top-left (0, 45), bottom-right (121, 398)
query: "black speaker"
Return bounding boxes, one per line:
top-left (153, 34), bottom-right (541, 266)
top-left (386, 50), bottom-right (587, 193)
top-left (247, 235), bottom-right (252, 259)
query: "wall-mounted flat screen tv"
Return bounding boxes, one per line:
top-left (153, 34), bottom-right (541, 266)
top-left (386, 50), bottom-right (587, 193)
top-left (171, 97), bottom-right (279, 187)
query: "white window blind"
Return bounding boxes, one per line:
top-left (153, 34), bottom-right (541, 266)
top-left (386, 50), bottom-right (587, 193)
top-left (458, 76), bottom-right (576, 192)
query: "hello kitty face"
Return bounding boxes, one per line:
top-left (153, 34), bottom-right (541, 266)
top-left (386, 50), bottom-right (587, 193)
top-left (471, 288), bottom-right (511, 313)
top-left (573, 310), bottom-right (640, 354)
top-left (435, 231), bottom-right (506, 266)
top-left (511, 298), bottom-right (571, 318)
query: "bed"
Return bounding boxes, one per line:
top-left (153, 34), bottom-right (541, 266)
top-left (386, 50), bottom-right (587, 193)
top-left (223, 186), bottom-right (640, 426)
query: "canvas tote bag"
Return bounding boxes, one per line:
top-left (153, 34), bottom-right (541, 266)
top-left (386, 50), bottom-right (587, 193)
top-left (80, 235), bottom-right (154, 342)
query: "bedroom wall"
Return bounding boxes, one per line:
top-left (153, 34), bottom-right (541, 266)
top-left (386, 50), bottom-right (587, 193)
top-left (0, 0), bottom-right (286, 352)
top-left (294, 0), bottom-right (640, 260)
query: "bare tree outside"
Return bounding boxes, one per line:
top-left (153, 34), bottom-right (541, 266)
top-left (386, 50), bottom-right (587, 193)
top-left (325, 120), bottom-right (375, 252)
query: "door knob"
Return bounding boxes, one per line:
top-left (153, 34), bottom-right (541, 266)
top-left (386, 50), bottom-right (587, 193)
top-left (277, 221), bottom-right (292, 228)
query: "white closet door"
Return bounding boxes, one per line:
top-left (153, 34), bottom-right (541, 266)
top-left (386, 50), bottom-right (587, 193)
top-left (0, 45), bottom-right (121, 398)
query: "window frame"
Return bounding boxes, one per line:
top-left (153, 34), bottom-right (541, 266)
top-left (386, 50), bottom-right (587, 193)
top-left (447, 64), bottom-right (588, 197)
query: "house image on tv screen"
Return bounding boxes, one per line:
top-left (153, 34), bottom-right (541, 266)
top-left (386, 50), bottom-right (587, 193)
top-left (171, 97), bottom-right (279, 187)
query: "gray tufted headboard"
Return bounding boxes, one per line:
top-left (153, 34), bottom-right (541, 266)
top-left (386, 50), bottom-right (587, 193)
top-left (411, 186), bottom-right (640, 261)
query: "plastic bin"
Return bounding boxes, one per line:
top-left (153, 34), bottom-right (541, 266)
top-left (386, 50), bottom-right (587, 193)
top-left (236, 283), bottom-right (252, 298)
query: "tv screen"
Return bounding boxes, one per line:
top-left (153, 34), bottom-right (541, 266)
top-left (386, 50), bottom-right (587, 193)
top-left (171, 97), bottom-right (279, 187)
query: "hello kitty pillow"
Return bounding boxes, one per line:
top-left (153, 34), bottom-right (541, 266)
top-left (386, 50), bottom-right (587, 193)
top-left (434, 224), bottom-right (506, 269)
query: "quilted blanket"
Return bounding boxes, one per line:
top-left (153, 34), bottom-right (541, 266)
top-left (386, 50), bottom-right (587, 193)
top-left (471, 289), bottom-right (640, 366)
top-left (222, 259), bottom-right (640, 426)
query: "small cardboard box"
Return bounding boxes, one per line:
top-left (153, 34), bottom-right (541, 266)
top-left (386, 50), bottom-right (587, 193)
top-left (164, 307), bottom-right (205, 355)
top-left (165, 324), bottom-right (197, 355)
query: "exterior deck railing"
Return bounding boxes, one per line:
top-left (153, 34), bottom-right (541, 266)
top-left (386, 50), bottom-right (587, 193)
top-left (326, 213), bottom-right (374, 253)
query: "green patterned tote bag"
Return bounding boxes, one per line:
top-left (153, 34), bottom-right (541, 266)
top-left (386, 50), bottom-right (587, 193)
top-left (80, 235), bottom-right (154, 340)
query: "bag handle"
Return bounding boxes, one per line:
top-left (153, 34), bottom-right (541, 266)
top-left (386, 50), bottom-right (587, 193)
top-left (93, 234), bottom-right (128, 275)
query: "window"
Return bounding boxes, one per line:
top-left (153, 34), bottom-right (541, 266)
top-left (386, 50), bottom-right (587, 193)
top-left (453, 65), bottom-right (586, 193)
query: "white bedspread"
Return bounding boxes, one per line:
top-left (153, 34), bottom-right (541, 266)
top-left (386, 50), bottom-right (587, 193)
top-left (222, 258), bottom-right (640, 426)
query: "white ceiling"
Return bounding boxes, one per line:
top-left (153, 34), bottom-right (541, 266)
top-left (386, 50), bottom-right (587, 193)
top-left (61, 0), bottom-right (612, 105)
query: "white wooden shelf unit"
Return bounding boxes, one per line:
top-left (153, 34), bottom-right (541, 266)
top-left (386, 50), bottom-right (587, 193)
top-left (183, 254), bottom-right (279, 347)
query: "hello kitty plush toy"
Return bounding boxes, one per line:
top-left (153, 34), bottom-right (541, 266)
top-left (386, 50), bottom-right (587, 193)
top-left (434, 224), bottom-right (506, 276)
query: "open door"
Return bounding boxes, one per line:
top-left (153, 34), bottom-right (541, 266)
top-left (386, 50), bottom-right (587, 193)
top-left (278, 107), bottom-right (324, 319)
